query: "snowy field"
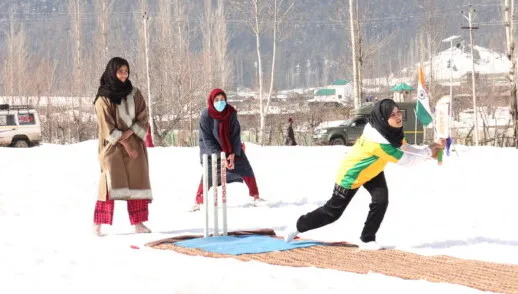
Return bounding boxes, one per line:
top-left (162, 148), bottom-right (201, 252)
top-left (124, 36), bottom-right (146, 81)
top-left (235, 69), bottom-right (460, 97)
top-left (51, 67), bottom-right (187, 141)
top-left (0, 141), bottom-right (517, 293)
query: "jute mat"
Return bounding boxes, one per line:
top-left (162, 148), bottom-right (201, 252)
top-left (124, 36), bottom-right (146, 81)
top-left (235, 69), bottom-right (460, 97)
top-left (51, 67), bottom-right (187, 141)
top-left (146, 229), bottom-right (518, 293)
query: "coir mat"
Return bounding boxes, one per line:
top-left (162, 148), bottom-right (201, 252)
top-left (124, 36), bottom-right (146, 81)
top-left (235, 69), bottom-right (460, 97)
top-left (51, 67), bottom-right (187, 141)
top-left (146, 229), bottom-right (518, 293)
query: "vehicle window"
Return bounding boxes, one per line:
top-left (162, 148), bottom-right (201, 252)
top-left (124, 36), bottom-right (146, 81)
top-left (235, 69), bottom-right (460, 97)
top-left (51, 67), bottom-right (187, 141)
top-left (0, 114), bottom-right (16, 126)
top-left (401, 109), bottom-right (407, 121)
top-left (351, 118), bottom-right (366, 127)
top-left (356, 118), bottom-right (367, 126)
top-left (18, 113), bottom-right (35, 125)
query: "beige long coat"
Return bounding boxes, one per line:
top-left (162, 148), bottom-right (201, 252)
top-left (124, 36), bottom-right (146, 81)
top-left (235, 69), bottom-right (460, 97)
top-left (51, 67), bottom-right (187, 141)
top-left (94, 88), bottom-right (152, 201)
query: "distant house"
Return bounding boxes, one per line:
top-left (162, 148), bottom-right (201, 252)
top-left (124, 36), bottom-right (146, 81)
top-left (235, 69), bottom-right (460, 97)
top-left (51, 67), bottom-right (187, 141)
top-left (309, 79), bottom-right (353, 105)
top-left (390, 83), bottom-right (415, 102)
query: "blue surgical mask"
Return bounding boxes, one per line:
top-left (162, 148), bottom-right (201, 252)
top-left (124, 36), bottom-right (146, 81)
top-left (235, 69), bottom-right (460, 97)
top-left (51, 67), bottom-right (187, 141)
top-left (214, 101), bottom-right (227, 112)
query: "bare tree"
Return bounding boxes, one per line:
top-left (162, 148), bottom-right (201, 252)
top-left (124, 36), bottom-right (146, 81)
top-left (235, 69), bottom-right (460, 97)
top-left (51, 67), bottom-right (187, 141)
top-left (265, 0), bottom-right (297, 116)
top-left (231, 0), bottom-right (297, 144)
top-left (2, 3), bottom-right (30, 100)
top-left (151, 0), bottom-right (184, 145)
top-left (94, 0), bottom-right (116, 65)
top-left (213, 0), bottom-right (231, 88)
top-left (146, 0), bottom-right (211, 146)
top-left (36, 58), bottom-right (58, 143)
top-left (230, 0), bottom-right (267, 143)
top-left (417, 1), bottom-right (447, 102)
top-left (66, 0), bottom-right (89, 142)
top-left (503, 0), bottom-right (517, 145)
top-left (199, 0), bottom-right (230, 90)
top-left (67, 0), bottom-right (83, 96)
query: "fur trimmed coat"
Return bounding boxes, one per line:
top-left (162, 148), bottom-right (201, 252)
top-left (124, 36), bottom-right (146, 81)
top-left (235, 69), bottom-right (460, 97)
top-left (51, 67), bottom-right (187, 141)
top-left (94, 88), bottom-right (152, 201)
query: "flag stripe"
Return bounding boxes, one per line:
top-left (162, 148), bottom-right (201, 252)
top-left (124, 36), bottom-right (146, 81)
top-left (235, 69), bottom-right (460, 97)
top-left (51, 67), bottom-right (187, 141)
top-left (416, 100), bottom-right (433, 125)
top-left (415, 64), bottom-right (433, 126)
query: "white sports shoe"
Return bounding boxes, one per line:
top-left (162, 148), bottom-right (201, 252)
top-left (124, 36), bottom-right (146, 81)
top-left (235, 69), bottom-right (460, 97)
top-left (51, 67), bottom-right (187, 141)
top-left (358, 240), bottom-right (383, 250)
top-left (283, 224), bottom-right (299, 242)
top-left (253, 197), bottom-right (267, 207)
top-left (189, 204), bottom-right (201, 212)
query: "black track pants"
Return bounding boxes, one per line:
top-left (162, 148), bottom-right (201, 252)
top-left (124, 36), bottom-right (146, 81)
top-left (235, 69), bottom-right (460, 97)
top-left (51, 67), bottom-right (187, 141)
top-left (296, 172), bottom-right (389, 242)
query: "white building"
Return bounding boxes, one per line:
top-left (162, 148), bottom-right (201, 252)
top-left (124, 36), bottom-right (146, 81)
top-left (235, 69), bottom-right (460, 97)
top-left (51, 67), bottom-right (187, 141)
top-left (309, 79), bottom-right (353, 105)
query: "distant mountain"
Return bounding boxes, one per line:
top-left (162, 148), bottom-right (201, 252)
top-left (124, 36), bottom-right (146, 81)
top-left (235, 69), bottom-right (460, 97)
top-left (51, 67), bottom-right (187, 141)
top-left (0, 0), bottom-right (511, 94)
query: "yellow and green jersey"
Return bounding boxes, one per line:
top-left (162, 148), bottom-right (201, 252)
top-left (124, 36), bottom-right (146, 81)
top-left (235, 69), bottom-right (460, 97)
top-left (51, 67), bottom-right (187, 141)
top-left (335, 124), bottom-right (429, 189)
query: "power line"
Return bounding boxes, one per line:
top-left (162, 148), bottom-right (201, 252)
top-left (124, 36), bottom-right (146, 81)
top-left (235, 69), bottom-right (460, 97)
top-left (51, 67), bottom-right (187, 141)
top-left (0, 7), bottom-right (512, 29)
top-left (0, 8), bottom-right (475, 24)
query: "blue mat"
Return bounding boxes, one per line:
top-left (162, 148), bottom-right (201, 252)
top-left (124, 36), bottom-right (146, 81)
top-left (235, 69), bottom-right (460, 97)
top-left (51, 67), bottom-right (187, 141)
top-left (175, 235), bottom-right (323, 255)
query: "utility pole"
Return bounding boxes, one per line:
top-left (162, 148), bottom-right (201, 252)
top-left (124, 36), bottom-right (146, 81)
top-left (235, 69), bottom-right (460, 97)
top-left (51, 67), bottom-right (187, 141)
top-left (206, 0), bottom-right (213, 89)
top-left (462, 6), bottom-right (479, 146)
top-left (8, 3), bottom-right (14, 97)
top-left (355, 0), bottom-right (362, 106)
top-left (349, 0), bottom-right (361, 108)
top-left (442, 35), bottom-right (460, 136)
top-left (142, 10), bottom-right (155, 144)
top-left (504, 0), bottom-right (517, 146)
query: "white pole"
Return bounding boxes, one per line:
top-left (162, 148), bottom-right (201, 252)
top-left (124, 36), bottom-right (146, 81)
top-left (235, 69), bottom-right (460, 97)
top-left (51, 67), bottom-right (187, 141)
top-left (220, 152), bottom-right (227, 236)
top-left (349, 0), bottom-right (360, 108)
top-left (211, 154), bottom-right (219, 236)
top-left (414, 109), bottom-right (417, 144)
top-left (467, 7), bottom-right (479, 146)
top-left (442, 35), bottom-right (460, 141)
top-left (423, 124), bottom-right (427, 144)
top-left (202, 154), bottom-right (209, 237)
top-left (449, 40), bottom-right (454, 137)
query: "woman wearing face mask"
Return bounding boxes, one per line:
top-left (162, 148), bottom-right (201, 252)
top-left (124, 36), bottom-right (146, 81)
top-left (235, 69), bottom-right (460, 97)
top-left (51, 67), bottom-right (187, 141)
top-left (191, 88), bottom-right (261, 211)
top-left (92, 57), bottom-right (152, 236)
top-left (284, 98), bottom-right (444, 249)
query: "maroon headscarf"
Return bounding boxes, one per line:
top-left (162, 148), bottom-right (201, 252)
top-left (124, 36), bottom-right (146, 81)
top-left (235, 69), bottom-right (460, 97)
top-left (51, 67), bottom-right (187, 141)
top-left (207, 88), bottom-right (237, 154)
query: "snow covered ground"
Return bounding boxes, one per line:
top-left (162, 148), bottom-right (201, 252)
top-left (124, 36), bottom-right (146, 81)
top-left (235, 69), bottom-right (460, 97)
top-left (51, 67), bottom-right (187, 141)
top-left (1, 141), bottom-right (517, 293)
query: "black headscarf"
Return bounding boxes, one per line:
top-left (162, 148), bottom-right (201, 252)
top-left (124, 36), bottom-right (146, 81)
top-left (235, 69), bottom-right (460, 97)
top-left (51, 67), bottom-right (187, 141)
top-left (94, 57), bottom-right (133, 105)
top-left (368, 98), bottom-right (405, 148)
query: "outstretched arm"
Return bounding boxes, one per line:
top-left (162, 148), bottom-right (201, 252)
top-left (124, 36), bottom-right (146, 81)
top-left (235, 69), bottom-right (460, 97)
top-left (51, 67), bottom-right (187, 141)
top-left (398, 140), bottom-right (444, 166)
top-left (370, 139), bottom-right (444, 167)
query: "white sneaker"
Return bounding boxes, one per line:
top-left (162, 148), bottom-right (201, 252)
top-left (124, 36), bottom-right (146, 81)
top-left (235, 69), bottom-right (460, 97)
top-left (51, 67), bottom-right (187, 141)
top-left (358, 240), bottom-right (382, 250)
top-left (283, 224), bottom-right (299, 242)
top-left (189, 204), bottom-right (201, 212)
top-left (253, 197), bottom-right (267, 207)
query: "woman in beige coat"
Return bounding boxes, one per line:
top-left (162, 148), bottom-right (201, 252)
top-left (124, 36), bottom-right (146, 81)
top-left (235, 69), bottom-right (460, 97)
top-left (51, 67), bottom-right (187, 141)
top-left (93, 57), bottom-right (152, 236)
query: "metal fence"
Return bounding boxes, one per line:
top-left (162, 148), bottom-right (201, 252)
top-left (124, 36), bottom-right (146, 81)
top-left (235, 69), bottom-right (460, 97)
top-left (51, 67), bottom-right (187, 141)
top-left (162, 126), bottom-right (518, 148)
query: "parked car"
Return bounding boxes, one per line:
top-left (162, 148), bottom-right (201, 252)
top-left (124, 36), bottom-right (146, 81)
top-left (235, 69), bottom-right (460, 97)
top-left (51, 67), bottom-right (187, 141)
top-left (313, 101), bottom-right (424, 145)
top-left (0, 104), bottom-right (42, 147)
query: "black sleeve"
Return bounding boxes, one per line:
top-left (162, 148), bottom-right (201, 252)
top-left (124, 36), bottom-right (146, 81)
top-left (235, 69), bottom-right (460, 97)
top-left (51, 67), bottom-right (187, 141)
top-left (230, 112), bottom-right (243, 156)
top-left (199, 111), bottom-right (222, 155)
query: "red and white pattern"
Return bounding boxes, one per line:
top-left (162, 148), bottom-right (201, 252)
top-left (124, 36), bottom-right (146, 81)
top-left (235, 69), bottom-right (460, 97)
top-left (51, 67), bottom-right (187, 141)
top-left (94, 196), bottom-right (149, 225)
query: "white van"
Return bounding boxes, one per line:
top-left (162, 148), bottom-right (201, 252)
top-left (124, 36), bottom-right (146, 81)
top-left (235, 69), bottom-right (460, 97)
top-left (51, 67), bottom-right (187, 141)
top-left (0, 104), bottom-right (42, 147)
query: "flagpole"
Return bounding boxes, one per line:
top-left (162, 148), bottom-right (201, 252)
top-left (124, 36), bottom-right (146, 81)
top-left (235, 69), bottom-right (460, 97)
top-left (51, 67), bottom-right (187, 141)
top-left (414, 109), bottom-right (417, 144)
top-left (424, 124), bottom-right (427, 144)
